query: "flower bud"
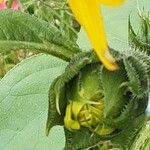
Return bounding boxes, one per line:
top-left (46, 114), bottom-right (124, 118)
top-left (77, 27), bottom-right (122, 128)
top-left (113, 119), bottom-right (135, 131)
top-left (64, 64), bottom-right (115, 135)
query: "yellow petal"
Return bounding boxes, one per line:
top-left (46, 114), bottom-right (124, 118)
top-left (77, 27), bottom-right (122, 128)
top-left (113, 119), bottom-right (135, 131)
top-left (64, 103), bottom-right (80, 130)
top-left (68, 0), bottom-right (122, 70)
top-left (71, 101), bottom-right (85, 120)
top-left (0, 0), bottom-right (4, 3)
top-left (99, 0), bottom-right (125, 6)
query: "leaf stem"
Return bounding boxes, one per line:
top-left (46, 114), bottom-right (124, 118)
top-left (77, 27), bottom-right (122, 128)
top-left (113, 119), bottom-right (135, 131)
top-left (0, 41), bottom-right (79, 62)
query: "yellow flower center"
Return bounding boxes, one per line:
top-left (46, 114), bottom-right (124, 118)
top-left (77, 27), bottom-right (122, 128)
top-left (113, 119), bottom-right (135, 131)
top-left (64, 98), bottom-right (115, 135)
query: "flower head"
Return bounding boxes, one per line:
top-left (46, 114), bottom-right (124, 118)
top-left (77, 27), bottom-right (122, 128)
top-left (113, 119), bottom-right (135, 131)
top-left (68, 0), bottom-right (125, 71)
top-left (0, 0), bottom-right (19, 10)
top-left (0, 0), bottom-right (6, 9)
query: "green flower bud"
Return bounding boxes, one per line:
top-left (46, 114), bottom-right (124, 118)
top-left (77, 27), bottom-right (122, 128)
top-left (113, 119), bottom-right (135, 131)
top-left (64, 63), bottom-right (116, 135)
top-left (46, 51), bottom-right (149, 149)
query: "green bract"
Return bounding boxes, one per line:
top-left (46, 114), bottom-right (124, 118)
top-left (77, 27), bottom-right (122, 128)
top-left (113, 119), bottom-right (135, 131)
top-left (44, 10), bottom-right (150, 149)
top-left (129, 120), bottom-right (150, 149)
top-left (46, 49), bottom-right (149, 149)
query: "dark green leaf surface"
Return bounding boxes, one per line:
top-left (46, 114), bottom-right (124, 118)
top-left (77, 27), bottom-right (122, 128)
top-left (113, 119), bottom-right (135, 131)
top-left (0, 10), bottom-right (80, 61)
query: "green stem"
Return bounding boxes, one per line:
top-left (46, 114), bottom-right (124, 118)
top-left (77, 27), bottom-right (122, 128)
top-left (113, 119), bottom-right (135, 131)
top-left (0, 55), bottom-right (6, 77)
top-left (0, 41), bottom-right (79, 62)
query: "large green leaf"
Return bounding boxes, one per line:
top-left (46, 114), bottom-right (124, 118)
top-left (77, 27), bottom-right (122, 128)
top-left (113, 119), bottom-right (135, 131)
top-left (0, 54), bottom-right (67, 150)
top-left (77, 0), bottom-right (150, 51)
top-left (0, 9), bottom-right (80, 61)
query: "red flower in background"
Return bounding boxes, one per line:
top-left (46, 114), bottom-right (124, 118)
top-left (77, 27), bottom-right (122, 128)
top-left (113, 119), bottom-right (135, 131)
top-left (0, 0), bottom-right (19, 10)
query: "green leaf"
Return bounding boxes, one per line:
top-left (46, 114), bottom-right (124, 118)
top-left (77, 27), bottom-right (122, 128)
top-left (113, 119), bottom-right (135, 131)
top-left (0, 54), bottom-right (67, 150)
top-left (0, 9), bottom-right (80, 61)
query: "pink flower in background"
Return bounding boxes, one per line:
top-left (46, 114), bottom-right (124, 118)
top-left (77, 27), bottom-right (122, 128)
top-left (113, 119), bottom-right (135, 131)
top-left (0, 0), bottom-right (19, 10)
top-left (11, 0), bottom-right (19, 10)
top-left (0, 1), bottom-right (6, 9)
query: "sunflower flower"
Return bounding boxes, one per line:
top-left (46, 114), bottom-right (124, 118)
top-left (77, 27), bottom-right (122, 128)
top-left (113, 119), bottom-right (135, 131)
top-left (68, 0), bottom-right (125, 71)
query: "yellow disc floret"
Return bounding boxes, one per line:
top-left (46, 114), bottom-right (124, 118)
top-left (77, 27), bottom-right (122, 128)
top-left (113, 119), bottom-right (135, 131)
top-left (64, 97), bottom-right (115, 135)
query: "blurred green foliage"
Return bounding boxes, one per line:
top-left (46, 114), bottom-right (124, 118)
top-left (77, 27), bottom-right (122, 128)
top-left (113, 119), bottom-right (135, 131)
top-left (0, 0), bottom-right (79, 78)
top-left (23, 0), bottom-right (79, 41)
